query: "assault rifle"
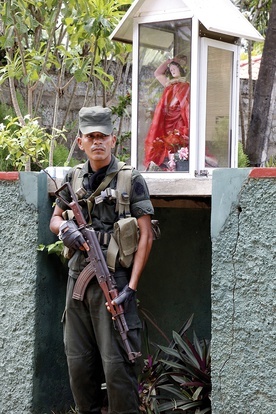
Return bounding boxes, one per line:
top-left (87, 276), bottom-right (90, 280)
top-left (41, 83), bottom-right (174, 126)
top-left (55, 182), bottom-right (141, 363)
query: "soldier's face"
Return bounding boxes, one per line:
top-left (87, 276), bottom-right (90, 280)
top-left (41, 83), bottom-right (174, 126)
top-left (78, 132), bottom-right (116, 166)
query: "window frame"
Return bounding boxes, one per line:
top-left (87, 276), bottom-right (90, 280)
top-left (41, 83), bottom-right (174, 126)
top-left (197, 38), bottom-right (239, 173)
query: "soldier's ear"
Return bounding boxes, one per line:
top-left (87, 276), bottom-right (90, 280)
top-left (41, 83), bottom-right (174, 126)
top-left (77, 136), bottom-right (83, 150)
top-left (111, 135), bottom-right (117, 149)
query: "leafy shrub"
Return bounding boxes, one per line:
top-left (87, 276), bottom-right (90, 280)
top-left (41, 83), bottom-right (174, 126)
top-left (265, 155), bottom-right (276, 167)
top-left (0, 102), bottom-right (15, 122)
top-left (52, 143), bottom-right (80, 168)
top-left (0, 114), bottom-right (81, 171)
top-left (0, 115), bottom-right (53, 170)
top-left (238, 141), bottom-right (250, 167)
top-left (0, 147), bottom-right (16, 171)
top-left (139, 315), bottom-right (211, 413)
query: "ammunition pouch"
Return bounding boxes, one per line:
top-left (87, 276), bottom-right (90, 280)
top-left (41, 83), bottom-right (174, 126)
top-left (107, 217), bottom-right (139, 272)
top-left (106, 218), bottom-right (161, 272)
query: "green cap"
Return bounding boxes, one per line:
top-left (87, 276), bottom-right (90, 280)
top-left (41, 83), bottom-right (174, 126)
top-left (79, 106), bottom-right (113, 135)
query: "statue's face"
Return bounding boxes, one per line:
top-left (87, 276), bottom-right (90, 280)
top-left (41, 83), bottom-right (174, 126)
top-left (169, 63), bottom-right (181, 78)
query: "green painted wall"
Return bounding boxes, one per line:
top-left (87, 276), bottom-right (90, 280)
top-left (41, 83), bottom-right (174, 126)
top-left (2, 168), bottom-right (275, 413)
top-left (34, 183), bottom-right (74, 413)
top-left (139, 206), bottom-right (212, 347)
top-left (0, 173), bottom-right (73, 414)
top-left (0, 173), bottom-right (211, 413)
top-left (211, 169), bottom-right (276, 414)
top-left (0, 175), bottom-right (38, 413)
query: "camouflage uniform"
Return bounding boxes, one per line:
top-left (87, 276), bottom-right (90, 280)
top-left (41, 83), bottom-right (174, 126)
top-left (56, 155), bottom-right (154, 414)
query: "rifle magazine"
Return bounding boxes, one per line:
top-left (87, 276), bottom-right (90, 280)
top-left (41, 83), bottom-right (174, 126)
top-left (72, 262), bottom-right (96, 300)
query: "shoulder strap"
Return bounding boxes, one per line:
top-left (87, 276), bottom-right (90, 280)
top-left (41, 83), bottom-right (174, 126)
top-left (70, 161), bottom-right (132, 225)
top-left (71, 161), bottom-right (126, 201)
top-left (71, 163), bottom-right (84, 194)
top-left (115, 164), bottom-right (133, 218)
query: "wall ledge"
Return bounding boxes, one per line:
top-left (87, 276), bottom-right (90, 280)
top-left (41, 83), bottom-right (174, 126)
top-left (46, 168), bottom-right (276, 198)
top-left (47, 174), bottom-right (213, 197)
top-left (249, 167), bottom-right (276, 178)
top-left (0, 172), bottom-right (20, 181)
top-left (142, 175), bottom-right (212, 197)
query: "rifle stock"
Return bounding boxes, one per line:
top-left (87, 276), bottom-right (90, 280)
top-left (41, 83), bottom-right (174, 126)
top-left (55, 182), bottom-right (141, 362)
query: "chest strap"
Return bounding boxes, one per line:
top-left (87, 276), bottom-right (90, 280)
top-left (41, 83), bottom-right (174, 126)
top-left (75, 162), bottom-right (126, 225)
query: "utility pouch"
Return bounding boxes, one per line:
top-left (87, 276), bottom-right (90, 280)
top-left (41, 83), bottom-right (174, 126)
top-left (62, 246), bottom-right (75, 260)
top-left (107, 217), bottom-right (138, 271)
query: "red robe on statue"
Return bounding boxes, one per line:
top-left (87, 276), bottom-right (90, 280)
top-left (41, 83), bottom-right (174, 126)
top-left (144, 79), bottom-right (190, 168)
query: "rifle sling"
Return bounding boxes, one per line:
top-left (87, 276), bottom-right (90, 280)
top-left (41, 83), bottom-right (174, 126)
top-left (84, 162), bottom-right (126, 224)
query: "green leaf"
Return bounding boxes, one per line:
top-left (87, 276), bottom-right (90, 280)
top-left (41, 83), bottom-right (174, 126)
top-left (158, 399), bottom-right (202, 412)
top-left (158, 344), bottom-right (182, 359)
top-left (193, 331), bottom-right (203, 360)
top-left (37, 244), bottom-right (45, 251)
top-left (178, 400), bottom-right (203, 410)
top-left (159, 358), bottom-right (185, 370)
top-left (158, 384), bottom-right (190, 401)
top-left (173, 331), bottom-right (200, 369)
top-left (198, 407), bottom-right (211, 413)
top-left (192, 386), bottom-right (203, 401)
top-left (65, 17), bottom-right (74, 26)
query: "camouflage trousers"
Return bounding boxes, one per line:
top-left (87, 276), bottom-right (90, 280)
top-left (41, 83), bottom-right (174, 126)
top-left (63, 269), bottom-right (141, 414)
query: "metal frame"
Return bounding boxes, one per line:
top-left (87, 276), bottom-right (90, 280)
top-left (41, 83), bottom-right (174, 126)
top-left (198, 38), bottom-right (239, 173)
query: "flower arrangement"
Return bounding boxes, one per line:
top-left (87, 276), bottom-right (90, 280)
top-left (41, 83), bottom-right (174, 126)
top-left (148, 129), bottom-right (189, 170)
top-left (168, 146), bottom-right (189, 171)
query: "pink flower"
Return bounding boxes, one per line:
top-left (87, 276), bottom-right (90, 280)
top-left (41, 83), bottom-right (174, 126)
top-left (168, 152), bottom-right (176, 171)
top-left (178, 146), bottom-right (189, 160)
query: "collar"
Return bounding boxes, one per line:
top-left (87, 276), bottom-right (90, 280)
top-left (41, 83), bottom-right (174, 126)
top-left (77, 154), bottom-right (120, 179)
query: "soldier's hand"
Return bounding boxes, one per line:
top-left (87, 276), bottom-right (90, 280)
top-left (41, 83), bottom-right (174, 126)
top-left (58, 220), bottom-right (88, 251)
top-left (112, 284), bottom-right (136, 306)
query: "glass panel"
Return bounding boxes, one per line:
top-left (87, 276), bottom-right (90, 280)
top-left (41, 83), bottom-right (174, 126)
top-left (205, 47), bottom-right (233, 168)
top-left (137, 20), bottom-right (191, 172)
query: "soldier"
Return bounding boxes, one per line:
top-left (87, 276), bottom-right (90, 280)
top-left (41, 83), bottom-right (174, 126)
top-left (50, 106), bottom-right (154, 414)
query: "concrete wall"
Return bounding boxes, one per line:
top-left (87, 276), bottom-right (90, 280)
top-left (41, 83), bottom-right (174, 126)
top-left (211, 168), bottom-right (276, 413)
top-left (0, 172), bottom-right (73, 414)
top-left (0, 173), bottom-right (38, 413)
top-left (2, 167), bottom-right (275, 413)
top-left (0, 172), bottom-right (212, 413)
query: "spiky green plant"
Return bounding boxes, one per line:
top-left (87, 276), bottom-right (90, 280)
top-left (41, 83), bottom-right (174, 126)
top-left (139, 315), bottom-right (211, 413)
